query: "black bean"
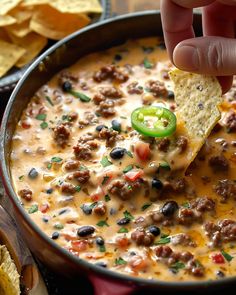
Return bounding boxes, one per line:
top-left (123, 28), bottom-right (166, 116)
top-left (96, 236), bottom-right (104, 246)
top-left (62, 81), bottom-right (72, 92)
top-left (59, 208), bottom-right (68, 215)
top-left (46, 188), bottom-right (53, 194)
top-left (117, 217), bottom-right (130, 226)
top-left (95, 261), bottom-right (107, 268)
top-left (114, 54), bottom-right (122, 61)
top-left (216, 270), bottom-right (225, 278)
top-left (157, 43), bottom-right (166, 50)
top-left (110, 147), bottom-right (126, 160)
top-left (148, 225), bottom-right (160, 236)
top-left (77, 226), bottom-right (95, 237)
top-left (96, 124), bottom-right (107, 132)
top-left (152, 178), bottom-right (163, 190)
top-left (110, 208), bottom-right (117, 215)
top-left (167, 90), bottom-right (175, 99)
top-left (52, 232), bottom-right (60, 239)
top-left (111, 120), bottom-right (121, 132)
top-left (28, 168), bottom-right (38, 179)
top-left (161, 201), bottom-right (179, 217)
top-left (81, 204), bottom-right (92, 215)
top-left (42, 216), bottom-right (49, 223)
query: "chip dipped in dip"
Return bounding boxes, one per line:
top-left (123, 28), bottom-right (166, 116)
top-left (10, 37), bottom-right (236, 282)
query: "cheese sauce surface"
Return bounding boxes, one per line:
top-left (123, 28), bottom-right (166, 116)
top-left (10, 38), bottom-right (236, 281)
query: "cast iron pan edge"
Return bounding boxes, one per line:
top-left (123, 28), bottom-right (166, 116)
top-left (1, 10), bottom-right (236, 293)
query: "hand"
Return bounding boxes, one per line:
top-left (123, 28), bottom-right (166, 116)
top-left (161, 0), bottom-right (236, 93)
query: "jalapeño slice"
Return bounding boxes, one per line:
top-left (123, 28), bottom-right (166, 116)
top-left (131, 106), bottom-right (176, 138)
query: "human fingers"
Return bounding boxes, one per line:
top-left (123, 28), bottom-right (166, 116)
top-left (217, 76), bottom-right (233, 93)
top-left (173, 36), bottom-right (236, 76)
top-left (171, 0), bottom-right (214, 8)
top-left (160, 0), bottom-right (195, 62)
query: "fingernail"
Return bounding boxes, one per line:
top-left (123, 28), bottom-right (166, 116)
top-left (173, 45), bottom-right (199, 71)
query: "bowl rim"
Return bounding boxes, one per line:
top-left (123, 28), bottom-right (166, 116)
top-left (1, 9), bottom-right (236, 289)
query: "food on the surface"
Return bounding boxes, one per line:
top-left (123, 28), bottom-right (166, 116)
top-left (0, 0), bottom-right (102, 77)
top-left (0, 245), bottom-right (20, 295)
top-left (169, 69), bottom-right (223, 170)
top-left (10, 38), bottom-right (236, 282)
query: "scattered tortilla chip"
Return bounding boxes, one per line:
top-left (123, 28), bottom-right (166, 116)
top-left (30, 5), bottom-right (90, 40)
top-left (5, 19), bottom-right (31, 37)
top-left (0, 15), bottom-right (16, 27)
top-left (9, 5), bottom-right (33, 24)
top-left (169, 69), bottom-right (223, 168)
top-left (0, 0), bottom-right (22, 15)
top-left (0, 245), bottom-right (20, 295)
top-left (0, 40), bottom-right (25, 77)
top-left (22, 0), bottom-right (52, 6)
top-left (50, 0), bottom-right (103, 14)
top-left (0, 28), bottom-right (11, 42)
top-left (8, 32), bottom-right (47, 67)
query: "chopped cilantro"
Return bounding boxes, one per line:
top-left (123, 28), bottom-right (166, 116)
top-left (97, 220), bottom-right (109, 227)
top-left (170, 261), bottom-right (185, 273)
top-left (159, 162), bottom-right (171, 170)
top-left (115, 257), bottom-right (127, 265)
top-left (54, 223), bottom-right (64, 230)
top-left (143, 57), bottom-right (153, 69)
top-left (18, 175), bottom-right (24, 181)
top-left (36, 113), bottom-right (46, 121)
top-left (62, 115), bottom-right (72, 121)
top-left (120, 116), bottom-right (127, 119)
top-left (99, 245), bottom-right (106, 252)
top-left (118, 227), bottom-right (128, 233)
top-left (46, 96), bottom-right (54, 106)
top-left (51, 157), bottom-right (63, 163)
top-left (104, 194), bottom-right (111, 202)
top-left (75, 185), bottom-right (81, 192)
top-left (142, 46), bottom-right (154, 54)
top-left (123, 210), bottom-right (134, 221)
top-left (155, 236), bottom-right (171, 245)
top-left (28, 204), bottom-right (38, 214)
top-left (89, 202), bottom-right (98, 209)
top-left (221, 250), bottom-right (233, 262)
top-left (141, 203), bottom-right (152, 211)
top-left (40, 121), bottom-right (48, 129)
top-left (125, 150), bottom-right (133, 158)
top-left (182, 202), bottom-right (190, 208)
top-left (79, 164), bottom-right (87, 171)
top-left (102, 176), bottom-right (110, 185)
top-left (47, 163), bottom-right (52, 169)
top-left (123, 164), bottom-right (133, 173)
top-left (100, 156), bottom-right (112, 167)
top-left (69, 90), bottom-right (91, 102)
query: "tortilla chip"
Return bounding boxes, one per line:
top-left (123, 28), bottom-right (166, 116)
top-left (0, 28), bottom-right (11, 42)
top-left (0, 0), bottom-right (22, 15)
top-left (5, 19), bottom-right (31, 37)
top-left (0, 15), bottom-right (16, 27)
top-left (9, 5), bottom-right (33, 24)
top-left (0, 245), bottom-right (20, 295)
top-left (50, 0), bottom-right (103, 14)
top-left (22, 0), bottom-right (50, 6)
top-left (30, 5), bottom-right (90, 40)
top-left (0, 40), bottom-right (25, 77)
top-left (169, 69), bottom-right (223, 166)
top-left (8, 32), bottom-right (47, 67)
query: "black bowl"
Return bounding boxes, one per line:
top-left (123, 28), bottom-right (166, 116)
top-left (1, 10), bottom-right (236, 295)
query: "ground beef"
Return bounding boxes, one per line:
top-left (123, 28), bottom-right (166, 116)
top-left (191, 197), bottom-right (215, 212)
top-left (162, 178), bottom-right (187, 195)
top-left (73, 143), bottom-right (93, 160)
top-left (70, 170), bottom-right (90, 184)
top-left (145, 80), bottom-right (168, 97)
top-left (53, 123), bottom-right (70, 148)
top-left (127, 82), bottom-right (143, 94)
top-left (18, 189), bottom-right (32, 201)
top-left (78, 112), bottom-right (98, 128)
top-left (108, 179), bottom-right (142, 200)
top-left (58, 70), bottom-right (79, 86)
top-left (214, 179), bottom-right (236, 201)
top-left (67, 112), bottom-right (78, 122)
top-left (99, 128), bottom-right (123, 147)
top-left (176, 136), bottom-right (188, 153)
top-left (204, 219), bottom-right (236, 247)
top-left (61, 183), bottom-right (76, 194)
top-left (93, 65), bottom-right (129, 83)
top-left (171, 233), bottom-right (196, 247)
top-left (100, 86), bottom-right (123, 98)
top-left (157, 138), bottom-right (170, 152)
top-left (131, 228), bottom-right (154, 246)
top-left (177, 208), bottom-right (201, 225)
top-left (225, 112), bottom-right (236, 132)
top-left (93, 201), bottom-right (107, 216)
top-left (208, 155), bottom-right (229, 172)
top-left (64, 160), bottom-right (80, 171)
top-left (96, 99), bottom-right (116, 117)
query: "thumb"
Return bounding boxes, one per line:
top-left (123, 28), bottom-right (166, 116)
top-left (173, 36), bottom-right (236, 76)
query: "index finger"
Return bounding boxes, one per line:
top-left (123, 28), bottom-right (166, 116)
top-left (160, 0), bottom-right (213, 61)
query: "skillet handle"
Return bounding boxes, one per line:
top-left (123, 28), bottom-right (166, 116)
top-left (89, 274), bottom-right (135, 295)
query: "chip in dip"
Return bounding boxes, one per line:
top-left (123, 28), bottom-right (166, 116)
top-left (0, 245), bottom-right (20, 295)
top-left (169, 69), bottom-right (223, 170)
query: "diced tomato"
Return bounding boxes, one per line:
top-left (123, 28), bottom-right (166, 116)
top-left (116, 236), bottom-right (130, 248)
top-left (91, 186), bottom-right (104, 201)
top-left (124, 169), bottom-right (143, 181)
top-left (129, 255), bottom-right (148, 271)
top-left (70, 240), bottom-right (88, 253)
top-left (21, 120), bottom-right (31, 129)
top-left (134, 141), bottom-right (150, 161)
top-left (211, 253), bottom-right (225, 264)
top-left (40, 203), bottom-right (49, 213)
